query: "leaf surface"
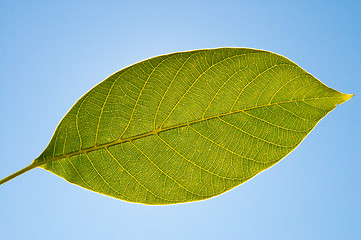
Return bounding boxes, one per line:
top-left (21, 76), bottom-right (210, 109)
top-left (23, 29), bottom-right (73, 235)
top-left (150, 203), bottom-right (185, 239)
top-left (33, 48), bottom-right (352, 204)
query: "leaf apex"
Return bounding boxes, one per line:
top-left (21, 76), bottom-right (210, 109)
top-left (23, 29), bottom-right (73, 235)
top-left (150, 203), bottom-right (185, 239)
top-left (341, 93), bottom-right (354, 103)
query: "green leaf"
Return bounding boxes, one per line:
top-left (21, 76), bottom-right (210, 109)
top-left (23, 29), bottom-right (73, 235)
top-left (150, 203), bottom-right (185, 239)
top-left (1, 48), bottom-right (352, 204)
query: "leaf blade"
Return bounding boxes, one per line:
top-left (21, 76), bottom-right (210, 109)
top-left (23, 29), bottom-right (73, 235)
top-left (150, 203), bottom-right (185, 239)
top-left (33, 48), bottom-right (352, 204)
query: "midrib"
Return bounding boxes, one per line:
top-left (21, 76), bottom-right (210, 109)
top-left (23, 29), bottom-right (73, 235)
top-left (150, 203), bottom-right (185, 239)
top-left (34, 96), bottom-right (344, 166)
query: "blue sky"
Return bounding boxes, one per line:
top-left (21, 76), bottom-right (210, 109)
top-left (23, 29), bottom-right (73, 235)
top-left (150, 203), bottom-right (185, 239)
top-left (0, 1), bottom-right (360, 239)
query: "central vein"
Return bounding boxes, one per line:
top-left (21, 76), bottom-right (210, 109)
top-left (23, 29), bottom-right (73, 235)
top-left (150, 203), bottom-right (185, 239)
top-left (34, 96), bottom-right (341, 167)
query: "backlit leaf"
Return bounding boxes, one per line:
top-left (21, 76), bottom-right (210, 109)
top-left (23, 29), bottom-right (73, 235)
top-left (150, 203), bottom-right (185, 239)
top-left (30, 48), bottom-right (352, 204)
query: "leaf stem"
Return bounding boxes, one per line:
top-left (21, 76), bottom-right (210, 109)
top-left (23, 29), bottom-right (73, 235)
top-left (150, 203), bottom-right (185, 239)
top-left (0, 162), bottom-right (40, 185)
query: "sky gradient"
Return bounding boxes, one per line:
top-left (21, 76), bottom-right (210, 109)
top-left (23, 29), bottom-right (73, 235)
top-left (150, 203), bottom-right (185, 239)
top-left (1, 1), bottom-right (360, 239)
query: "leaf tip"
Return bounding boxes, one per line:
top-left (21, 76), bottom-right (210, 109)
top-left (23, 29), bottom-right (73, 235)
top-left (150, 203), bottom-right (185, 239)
top-left (341, 93), bottom-right (354, 103)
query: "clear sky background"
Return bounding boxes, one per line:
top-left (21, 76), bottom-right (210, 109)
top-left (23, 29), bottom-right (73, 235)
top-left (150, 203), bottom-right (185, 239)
top-left (0, 1), bottom-right (360, 239)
